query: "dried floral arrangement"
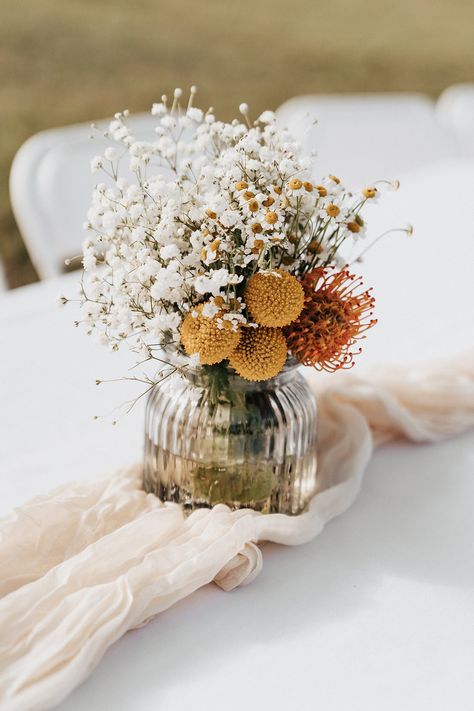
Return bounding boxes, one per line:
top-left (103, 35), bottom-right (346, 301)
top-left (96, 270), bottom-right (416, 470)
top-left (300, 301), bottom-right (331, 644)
top-left (65, 87), bottom-right (410, 401)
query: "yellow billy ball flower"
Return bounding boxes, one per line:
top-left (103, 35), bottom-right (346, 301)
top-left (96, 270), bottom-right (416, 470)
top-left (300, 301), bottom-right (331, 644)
top-left (244, 269), bottom-right (305, 327)
top-left (229, 327), bottom-right (288, 381)
top-left (180, 308), bottom-right (241, 365)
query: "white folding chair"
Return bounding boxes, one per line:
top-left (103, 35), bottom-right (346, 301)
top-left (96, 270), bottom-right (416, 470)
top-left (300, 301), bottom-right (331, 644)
top-left (9, 114), bottom-right (157, 280)
top-left (276, 93), bottom-right (461, 184)
top-left (436, 83), bottom-right (474, 156)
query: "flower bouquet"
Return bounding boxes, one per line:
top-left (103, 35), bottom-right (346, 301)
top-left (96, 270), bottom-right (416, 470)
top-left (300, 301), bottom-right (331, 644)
top-left (70, 87), bottom-right (407, 514)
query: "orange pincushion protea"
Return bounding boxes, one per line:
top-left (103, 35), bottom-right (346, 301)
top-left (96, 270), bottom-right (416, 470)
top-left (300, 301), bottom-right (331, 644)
top-left (284, 267), bottom-right (377, 372)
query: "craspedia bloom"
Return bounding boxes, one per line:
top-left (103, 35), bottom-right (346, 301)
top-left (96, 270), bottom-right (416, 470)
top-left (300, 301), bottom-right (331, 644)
top-left (284, 267), bottom-right (377, 372)
top-left (244, 269), bottom-right (305, 327)
top-left (180, 308), bottom-right (241, 365)
top-left (229, 326), bottom-right (288, 381)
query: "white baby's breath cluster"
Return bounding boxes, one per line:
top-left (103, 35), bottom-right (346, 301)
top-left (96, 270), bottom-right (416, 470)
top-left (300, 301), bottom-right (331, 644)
top-left (75, 87), bottom-right (388, 365)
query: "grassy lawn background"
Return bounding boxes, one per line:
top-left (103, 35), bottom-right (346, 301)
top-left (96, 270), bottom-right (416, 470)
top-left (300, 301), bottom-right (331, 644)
top-left (1, 0), bottom-right (473, 287)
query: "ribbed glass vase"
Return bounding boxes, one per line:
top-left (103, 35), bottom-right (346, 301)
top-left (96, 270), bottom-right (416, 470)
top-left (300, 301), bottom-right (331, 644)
top-left (143, 356), bottom-right (317, 515)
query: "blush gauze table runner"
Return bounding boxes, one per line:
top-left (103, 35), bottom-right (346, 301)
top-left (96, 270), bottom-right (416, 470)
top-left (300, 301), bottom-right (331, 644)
top-left (0, 355), bottom-right (473, 711)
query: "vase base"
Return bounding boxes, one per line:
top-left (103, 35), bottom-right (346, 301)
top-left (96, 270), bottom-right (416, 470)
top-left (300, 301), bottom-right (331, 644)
top-left (143, 447), bottom-right (317, 516)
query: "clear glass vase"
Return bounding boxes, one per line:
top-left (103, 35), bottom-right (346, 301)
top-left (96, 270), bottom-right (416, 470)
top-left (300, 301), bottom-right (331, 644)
top-left (143, 357), bottom-right (318, 515)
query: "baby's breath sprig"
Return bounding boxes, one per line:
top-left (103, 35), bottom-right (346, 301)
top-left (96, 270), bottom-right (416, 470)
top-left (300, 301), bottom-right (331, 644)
top-left (70, 86), bottom-right (405, 390)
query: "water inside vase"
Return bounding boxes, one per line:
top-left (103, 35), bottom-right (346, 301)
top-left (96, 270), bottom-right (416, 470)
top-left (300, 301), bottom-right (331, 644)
top-left (144, 441), bottom-right (317, 514)
top-left (143, 361), bottom-right (318, 515)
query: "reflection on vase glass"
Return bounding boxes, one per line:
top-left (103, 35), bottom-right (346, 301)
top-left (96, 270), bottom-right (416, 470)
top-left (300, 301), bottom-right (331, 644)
top-left (144, 359), bottom-right (317, 515)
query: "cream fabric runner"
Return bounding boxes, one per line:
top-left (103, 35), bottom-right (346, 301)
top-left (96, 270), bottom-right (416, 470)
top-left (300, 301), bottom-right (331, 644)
top-left (1, 356), bottom-right (473, 711)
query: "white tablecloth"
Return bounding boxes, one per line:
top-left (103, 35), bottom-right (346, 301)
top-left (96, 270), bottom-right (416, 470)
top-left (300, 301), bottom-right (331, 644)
top-left (1, 161), bottom-right (473, 710)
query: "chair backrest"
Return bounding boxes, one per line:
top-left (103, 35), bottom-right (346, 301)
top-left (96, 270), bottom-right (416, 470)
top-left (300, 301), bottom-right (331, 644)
top-left (436, 83), bottom-right (474, 156)
top-left (276, 93), bottom-right (461, 185)
top-left (9, 114), bottom-right (157, 280)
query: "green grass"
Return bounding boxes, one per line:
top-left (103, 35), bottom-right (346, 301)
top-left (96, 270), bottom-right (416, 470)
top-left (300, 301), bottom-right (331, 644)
top-left (1, 0), bottom-right (473, 287)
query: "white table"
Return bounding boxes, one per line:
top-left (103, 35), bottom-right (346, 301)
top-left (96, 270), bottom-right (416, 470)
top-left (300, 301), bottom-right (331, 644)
top-left (1, 161), bottom-right (473, 710)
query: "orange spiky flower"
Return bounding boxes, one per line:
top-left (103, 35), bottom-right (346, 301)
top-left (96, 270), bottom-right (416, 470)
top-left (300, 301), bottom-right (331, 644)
top-left (284, 267), bottom-right (377, 372)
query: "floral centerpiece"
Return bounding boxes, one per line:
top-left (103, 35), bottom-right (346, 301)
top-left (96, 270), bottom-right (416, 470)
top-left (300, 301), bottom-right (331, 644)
top-left (68, 87), bottom-right (408, 514)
